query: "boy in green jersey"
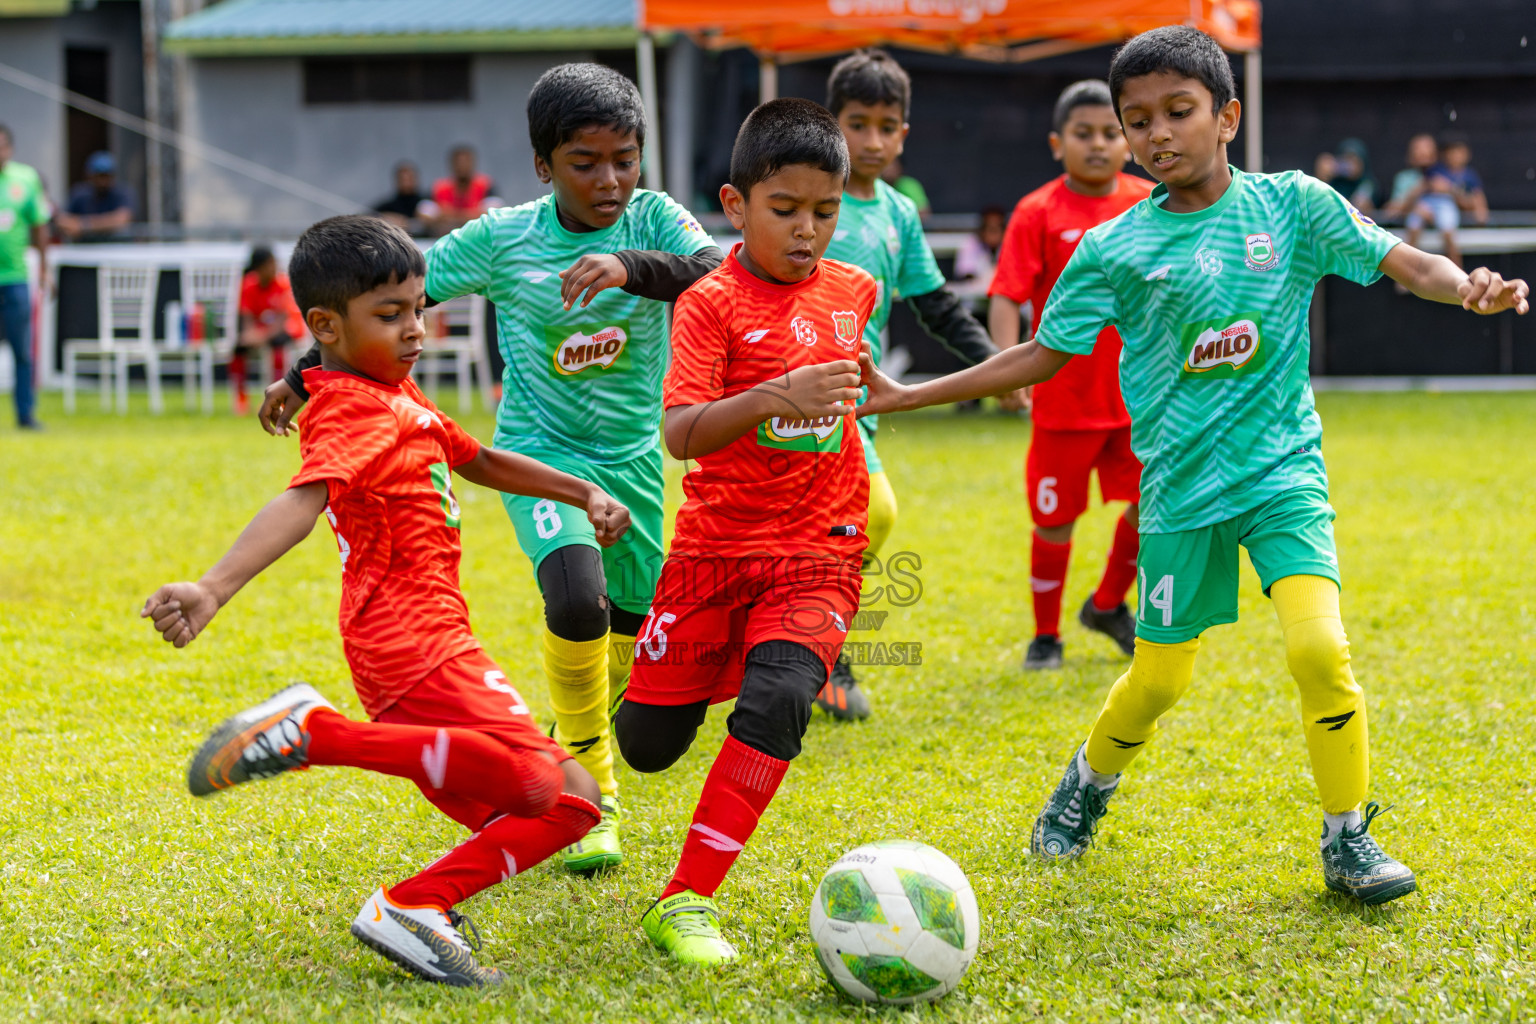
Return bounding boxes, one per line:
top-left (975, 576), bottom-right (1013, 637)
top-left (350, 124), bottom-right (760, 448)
top-left (858, 26), bottom-right (1528, 905)
top-left (260, 65), bottom-right (724, 874)
top-left (0, 125), bottom-right (49, 430)
top-left (818, 50), bottom-right (996, 720)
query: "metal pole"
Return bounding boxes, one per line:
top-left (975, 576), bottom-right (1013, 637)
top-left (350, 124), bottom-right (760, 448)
top-left (141, 0), bottom-right (162, 225)
top-left (636, 32), bottom-right (664, 192)
top-left (664, 37), bottom-right (697, 205)
top-left (759, 55), bottom-right (777, 103)
top-left (1244, 48), bottom-right (1263, 173)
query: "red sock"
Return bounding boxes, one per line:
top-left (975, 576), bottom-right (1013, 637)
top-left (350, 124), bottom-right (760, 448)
top-left (229, 353), bottom-right (247, 399)
top-left (1030, 533), bottom-right (1072, 638)
top-left (304, 708), bottom-right (562, 819)
top-left (1092, 514), bottom-right (1140, 612)
top-left (660, 735), bottom-right (787, 900)
top-left (389, 793), bottom-right (599, 910)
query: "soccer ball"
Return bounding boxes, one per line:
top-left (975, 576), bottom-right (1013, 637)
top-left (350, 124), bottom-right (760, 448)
top-left (809, 839), bottom-right (980, 1004)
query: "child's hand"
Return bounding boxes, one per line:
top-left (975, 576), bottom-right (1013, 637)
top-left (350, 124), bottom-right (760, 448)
top-left (559, 254), bottom-right (628, 310)
top-left (586, 490), bottom-right (632, 547)
top-left (259, 379), bottom-right (304, 436)
top-left (854, 348), bottom-right (912, 419)
top-left (142, 582), bottom-right (221, 648)
top-left (1459, 268), bottom-right (1530, 315)
top-left (777, 360), bottom-right (862, 420)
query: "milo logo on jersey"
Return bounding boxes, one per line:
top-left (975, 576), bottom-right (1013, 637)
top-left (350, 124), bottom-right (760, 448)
top-left (757, 413), bottom-right (844, 453)
top-left (1179, 312), bottom-right (1267, 379)
top-left (547, 320), bottom-right (632, 377)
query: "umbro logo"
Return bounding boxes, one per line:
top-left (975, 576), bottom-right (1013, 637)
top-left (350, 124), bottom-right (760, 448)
top-left (568, 736), bottom-right (601, 754)
top-left (743, 329), bottom-right (769, 344)
top-left (522, 270), bottom-right (553, 283)
top-left (1145, 265), bottom-right (1172, 281)
top-left (1108, 737), bottom-right (1144, 750)
top-left (1316, 711), bottom-right (1356, 732)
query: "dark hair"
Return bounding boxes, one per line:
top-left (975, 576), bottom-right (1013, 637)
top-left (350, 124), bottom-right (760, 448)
top-left (449, 144), bottom-right (475, 160)
top-left (729, 98), bottom-right (850, 197)
top-left (826, 48), bottom-right (911, 117)
top-left (527, 63), bottom-right (646, 162)
top-left (288, 215), bottom-right (424, 315)
top-left (1438, 133), bottom-right (1470, 152)
top-left (1053, 79), bottom-right (1114, 132)
top-left (246, 243), bottom-right (276, 274)
top-left (1108, 26), bottom-right (1235, 115)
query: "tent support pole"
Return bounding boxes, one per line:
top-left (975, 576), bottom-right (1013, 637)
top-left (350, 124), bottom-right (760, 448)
top-left (1244, 48), bottom-right (1262, 172)
top-left (637, 32), bottom-right (664, 191)
top-left (759, 55), bottom-right (778, 102)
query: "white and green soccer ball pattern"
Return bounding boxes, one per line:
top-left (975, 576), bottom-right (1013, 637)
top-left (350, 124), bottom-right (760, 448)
top-left (809, 839), bottom-right (980, 1004)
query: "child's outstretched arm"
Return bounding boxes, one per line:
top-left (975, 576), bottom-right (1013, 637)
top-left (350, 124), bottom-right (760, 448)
top-left (559, 247), bottom-right (725, 310)
top-left (142, 482), bottom-right (329, 647)
top-left (856, 340), bottom-right (1072, 418)
top-left (663, 359), bottom-right (861, 461)
top-left (453, 448), bottom-right (630, 546)
top-left (1380, 245), bottom-right (1529, 314)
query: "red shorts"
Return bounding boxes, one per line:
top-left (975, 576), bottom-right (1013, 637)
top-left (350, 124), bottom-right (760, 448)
top-left (627, 555), bottom-right (862, 706)
top-left (1026, 425), bottom-right (1142, 528)
top-left (377, 648), bottom-right (567, 829)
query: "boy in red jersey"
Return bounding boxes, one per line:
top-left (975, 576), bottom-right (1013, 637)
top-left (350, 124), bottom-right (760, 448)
top-left (989, 80), bottom-right (1155, 670)
top-left (142, 216), bottom-right (630, 987)
top-left (612, 99), bottom-right (875, 965)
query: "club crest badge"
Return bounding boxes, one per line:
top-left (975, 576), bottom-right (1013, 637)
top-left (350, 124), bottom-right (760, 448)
top-left (1195, 247), bottom-right (1224, 276)
top-left (831, 310), bottom-right (859, 350)
top-left (1244, 232), bottom-right (1279, 272)
top-left (791, 316), bottom-right (818, 346)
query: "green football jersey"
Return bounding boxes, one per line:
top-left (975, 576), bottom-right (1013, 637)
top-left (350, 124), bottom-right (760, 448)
top-left (0, 161), bottom-right (48, 286)
top-left (426, 189), bottom-right (715, 463)
top-left (1035, 168), bottom-right (1401, 534)
top-left (825, 178), bottom-right (945, 362)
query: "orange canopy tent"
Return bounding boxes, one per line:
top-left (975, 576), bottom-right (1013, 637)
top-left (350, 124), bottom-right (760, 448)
top-left (634, 0), bottom-right (1264, 183)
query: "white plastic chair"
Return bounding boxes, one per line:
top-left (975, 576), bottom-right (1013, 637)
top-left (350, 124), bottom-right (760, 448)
top-left (177, 261), bottom-right (242, 413)
top-left (63, 263), bottom-right (160, 414)
top-left (422, 294), bottom-right (494, 412)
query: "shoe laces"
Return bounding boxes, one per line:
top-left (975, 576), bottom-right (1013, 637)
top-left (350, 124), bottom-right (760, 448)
top-left (666, 905), bottom-right (720, 940)
top-left (244, 714), bottom-right (308, 777)
top-left (445, 909), bottom-right (483, 952)
top-left (1335, 801), bottom-right (1392, 866)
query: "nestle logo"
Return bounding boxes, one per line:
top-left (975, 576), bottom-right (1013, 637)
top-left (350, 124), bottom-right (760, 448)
top-left (554, 325), bottom-right (627, 375)
top-left (1185, 318), bottom-right (1260, 373)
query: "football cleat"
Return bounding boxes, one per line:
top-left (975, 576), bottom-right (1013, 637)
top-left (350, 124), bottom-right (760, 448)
top-left (814, 655), bottom-right (870, 721)
top-left (1023, 635), bottom-right (1064, 671)
top-left (1078, 598), bottom-right (1138, 656)
top-left (641, 890), bottom-right (739, 966)
top-left (563, 794), bottom-right (624, 873)
top-left (1321, 802), bottom-right (1418, 905)
top-left (187, 683), bottom-right (333, 797)
top-left (350, 887), bottom-right (505, 987)
top-left (1031, 745), bottom-right (1118, 861)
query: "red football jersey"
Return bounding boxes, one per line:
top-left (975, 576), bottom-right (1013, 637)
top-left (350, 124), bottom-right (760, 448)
top-left (663, 247), bottom-right (877, 560)
top-left (238, 272), bottom-right (306, 340)
top-left (990, 173), bottom-right (1153, 431)
top-left (289, 369), bottom-right (485, 717)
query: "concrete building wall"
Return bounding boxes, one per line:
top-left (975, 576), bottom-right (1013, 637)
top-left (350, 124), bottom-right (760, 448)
top-left (0, 20), bottom-right (67, 202)
top-left (180, 51), bottom-right (591, 229)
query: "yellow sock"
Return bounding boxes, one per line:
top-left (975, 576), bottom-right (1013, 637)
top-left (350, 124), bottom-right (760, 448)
top-left (1272, 575), bottom-right (1367, 814)
top-left (1085, 637), bottom-right (1201, 775)
top-left (542, 629), bottom-right (617, 798)
top-left (608, 631), bottom-right (636, 707)
top-left (864, 471), bottom-right (898, 563)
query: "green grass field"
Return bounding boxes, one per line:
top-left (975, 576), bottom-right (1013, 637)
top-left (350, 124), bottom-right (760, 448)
top-left (1, 391), bottom-right (1533, 1023)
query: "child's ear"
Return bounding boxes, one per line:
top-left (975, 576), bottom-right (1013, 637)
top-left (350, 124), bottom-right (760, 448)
top-left (306, 306), bottom-right (341, 346)
top-left (720, 184), bottom-right (747, 230)
top-left (1217, 98), bottom-right (1241, 145)
top-left (1048, 132), bottom-right (1063, 163)
top-left (533, 152), bottom-right (553, 185)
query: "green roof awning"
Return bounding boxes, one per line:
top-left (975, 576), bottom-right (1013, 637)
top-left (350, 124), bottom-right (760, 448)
top-left (165, 0), bottom-right (639, 55)
top-left (0, 0), bottom-right (71, 16)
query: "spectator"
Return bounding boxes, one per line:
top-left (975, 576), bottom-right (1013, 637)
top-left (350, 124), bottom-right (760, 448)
top-left (952, 205), bottom-right (1006, 294)
top-left (1328, 138), bottom-right (1377, 212)
top-left (1433, 136), bottom-right (1488, 227)
top-left (424, 144), bottom-right (502, 234)
top-left (0, 123), bottom-right (47, 430)
top-left (1313, 151), bottom-right (1338, 184)
top-left (57, 150), bottom-right (134, 241)
top-left (372, 160), bottom-right (427, 234)
top-left (232, 244), bottom-right (304, 416)
top-left (880, 157), bottom-right (930, 219)
top-left (1384, 133), bottom-right (1439, 222)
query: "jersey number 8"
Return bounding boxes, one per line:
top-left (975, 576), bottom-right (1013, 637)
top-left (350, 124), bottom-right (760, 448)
top-left (532, 499), bottom-right (564, 540)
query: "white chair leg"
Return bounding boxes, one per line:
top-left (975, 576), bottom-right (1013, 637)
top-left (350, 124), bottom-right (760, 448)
top-left (100, 352), bottom-right (113, 412)
top-left (147, 351), bottom-right (164, 414)
top-left (201, 351), bottom-right (214, 415)
top-left (63, 348), bottom-right (76, 413)
top-left (457, 352), bottom-right (470, 413)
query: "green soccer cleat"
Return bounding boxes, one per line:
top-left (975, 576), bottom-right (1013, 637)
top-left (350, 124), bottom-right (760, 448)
top-left (1321, 802), bottom-right (1418, 905)
top-left (1030, 745), bottom-right (1118, 861)
top-left (641, 890), bottom-right (739, 965)
top-left (563, 794), bottom-right (623, 873)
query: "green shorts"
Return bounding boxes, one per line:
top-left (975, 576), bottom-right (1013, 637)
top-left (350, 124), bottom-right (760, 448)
top-left (858, 417), bottom-right (883, 475)
top-left (499, 445), bottom-right (665, 616)
top-left (1134, 485), bottom-right (1341, 644)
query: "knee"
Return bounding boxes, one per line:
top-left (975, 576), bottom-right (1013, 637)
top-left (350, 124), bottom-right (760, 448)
top-left (726, 642), bottom-right (823, 762)
top-left (538, 548), bottom-right (611, 642)
top-left (613, 701), bottom-right (700, 773)
top-left (1122, 638), bottom-right (1198, 714)
top-left (1285, 617), bottom-right (1357, 701)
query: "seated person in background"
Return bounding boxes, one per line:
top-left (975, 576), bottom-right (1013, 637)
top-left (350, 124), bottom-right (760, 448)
top-left (1312, 152), bottom-right (1337, 187)
top-left (952, 204), bottom-right (1006, 296)
top-left (233, 245), bottom-right (305, 415)
top-left (1433, 137), bottom-right (1488, 227)
top-left (56, 151), bottom-right (134, 241)
top-left (424, 145), bottom-right (503, 235)
top-left (1327, 139), bottom-right (1377, 213)
top-left (1385, 133), bottom-right (1456, 265)
top-left (373, 160), bottom-right (427, 234)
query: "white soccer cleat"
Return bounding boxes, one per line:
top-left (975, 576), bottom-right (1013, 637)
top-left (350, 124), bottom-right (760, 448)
top-left (186, 683), bottom-right (334, 797)
top-left (349, 887), bottom-right (506, 987)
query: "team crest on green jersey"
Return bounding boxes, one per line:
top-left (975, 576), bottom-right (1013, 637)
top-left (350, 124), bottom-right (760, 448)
top-left (758, 414), bottom-right (843, 452)
top-left (1244, 232), bottom-right (1279, 271)
top-left (547, 320), bottom-right (632, 377)
top-left (1180, 312), bottom-right (1267, 378)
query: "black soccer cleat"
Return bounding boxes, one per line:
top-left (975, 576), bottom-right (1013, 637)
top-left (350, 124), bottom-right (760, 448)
top-left (1023, 635), bottom-right (1064, 671)
top-left (1078, 598), bottom-right (1137, 657)
top-left (815, 654), bottom-right (870, 721)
